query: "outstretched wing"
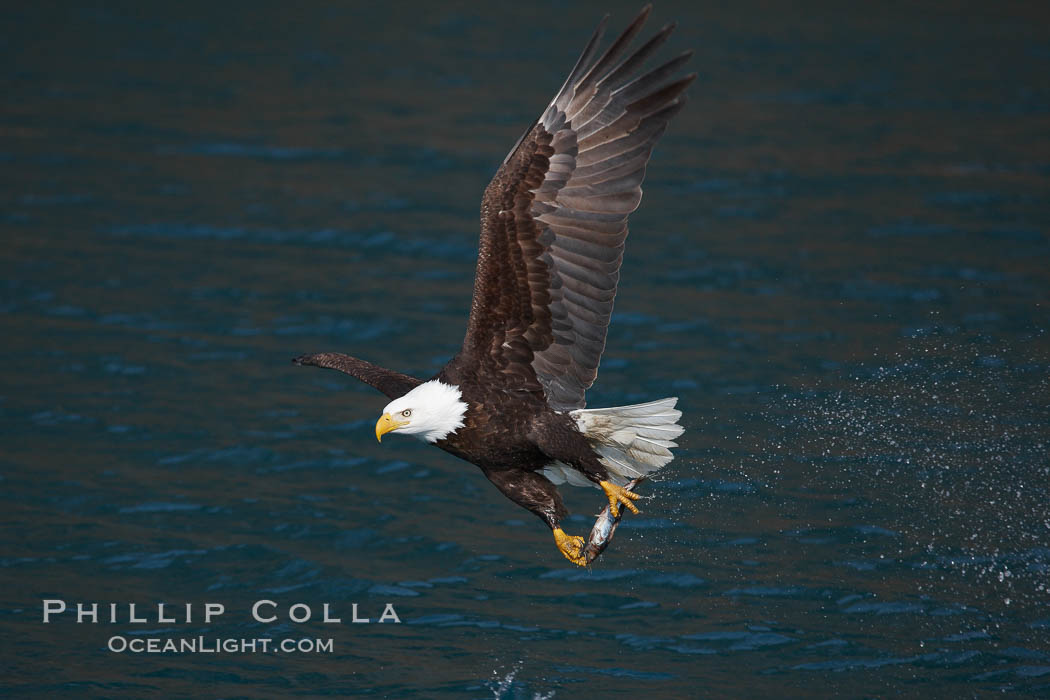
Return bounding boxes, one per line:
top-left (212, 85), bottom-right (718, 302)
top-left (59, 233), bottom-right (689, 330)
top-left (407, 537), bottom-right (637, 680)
top-left (293, 353), bottom-right (422, 399)
top-left (459, 5), bottom-right (693, 411)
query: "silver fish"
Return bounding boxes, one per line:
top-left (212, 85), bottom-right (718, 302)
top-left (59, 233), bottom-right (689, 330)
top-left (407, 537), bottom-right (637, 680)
top-left (581, 478), bottom-right (644, 564)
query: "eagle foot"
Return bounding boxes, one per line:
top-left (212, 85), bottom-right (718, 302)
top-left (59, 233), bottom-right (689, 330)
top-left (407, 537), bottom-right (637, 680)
top-left (552, 527), bottom-right (588, 567)
top-left (600, 480), bottom-right (641, 518)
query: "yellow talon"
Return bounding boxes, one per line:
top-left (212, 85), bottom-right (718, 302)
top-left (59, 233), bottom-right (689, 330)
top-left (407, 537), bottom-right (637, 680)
top-left (600, 480), bottom-right (641, 517)
top-left (553, 527), bottom-right (587, 567)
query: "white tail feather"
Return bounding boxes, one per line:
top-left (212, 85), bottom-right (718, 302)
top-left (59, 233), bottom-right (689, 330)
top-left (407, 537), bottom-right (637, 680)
top-left (540, 397), bottom-right (684, 488)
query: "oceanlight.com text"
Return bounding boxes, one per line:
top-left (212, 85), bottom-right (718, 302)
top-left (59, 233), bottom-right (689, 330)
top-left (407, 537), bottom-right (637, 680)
top-left (107, 635), bottom-right (334, 654)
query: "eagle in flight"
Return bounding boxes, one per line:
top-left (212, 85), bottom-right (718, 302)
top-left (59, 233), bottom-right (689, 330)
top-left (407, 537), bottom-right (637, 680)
top-left (295, 5), bottom-right (690, 566)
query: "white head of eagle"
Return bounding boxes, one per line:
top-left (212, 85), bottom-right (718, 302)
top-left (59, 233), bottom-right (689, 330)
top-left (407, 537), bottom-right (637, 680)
top-left (375, 380), bottom-right (468, 443)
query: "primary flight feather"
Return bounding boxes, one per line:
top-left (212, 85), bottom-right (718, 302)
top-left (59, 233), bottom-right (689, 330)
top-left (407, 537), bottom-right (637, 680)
top-left (295, 5), bottom-right (691, 565)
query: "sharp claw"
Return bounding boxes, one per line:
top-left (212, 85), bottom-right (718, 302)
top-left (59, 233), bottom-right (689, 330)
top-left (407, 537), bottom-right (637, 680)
top-left (600, 480), bottom-right (641, 518)
top-left (553, 527), bottom-right (588, 566)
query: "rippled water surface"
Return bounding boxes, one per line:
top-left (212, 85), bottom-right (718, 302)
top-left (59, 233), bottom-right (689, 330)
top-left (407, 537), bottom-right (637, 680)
top-left (3, 2), bottom-right (1049, 697)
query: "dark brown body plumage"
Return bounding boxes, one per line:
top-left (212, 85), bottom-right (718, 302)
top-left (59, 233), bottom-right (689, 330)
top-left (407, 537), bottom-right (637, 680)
top-left (436, 364), bottom-right (610, 528)
top-left (295, 6), bottom-right (691, 535)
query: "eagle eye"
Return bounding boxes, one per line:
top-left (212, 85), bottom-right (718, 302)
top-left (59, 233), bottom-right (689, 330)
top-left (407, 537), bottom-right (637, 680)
top-left (401, 409), bottom-right (412, 418)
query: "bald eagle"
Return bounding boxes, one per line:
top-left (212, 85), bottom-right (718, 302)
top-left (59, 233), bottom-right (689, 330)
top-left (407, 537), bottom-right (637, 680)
top-left (295, 6), bottom-right (690, 566)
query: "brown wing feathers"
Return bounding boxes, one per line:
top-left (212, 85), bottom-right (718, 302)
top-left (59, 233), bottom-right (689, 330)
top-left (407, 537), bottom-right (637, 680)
top-left (461, 5), bottom-right (693, 410)
top-left (292, 353), bottom-right (422, 399)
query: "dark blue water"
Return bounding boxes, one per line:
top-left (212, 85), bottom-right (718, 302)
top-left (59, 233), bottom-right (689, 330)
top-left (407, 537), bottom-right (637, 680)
top-left (3, 2), bottom-right (1049, 697)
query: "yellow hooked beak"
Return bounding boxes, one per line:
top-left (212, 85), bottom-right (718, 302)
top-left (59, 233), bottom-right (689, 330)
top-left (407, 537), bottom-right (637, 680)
top-left (375, 413), bottom-right (408, 442)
